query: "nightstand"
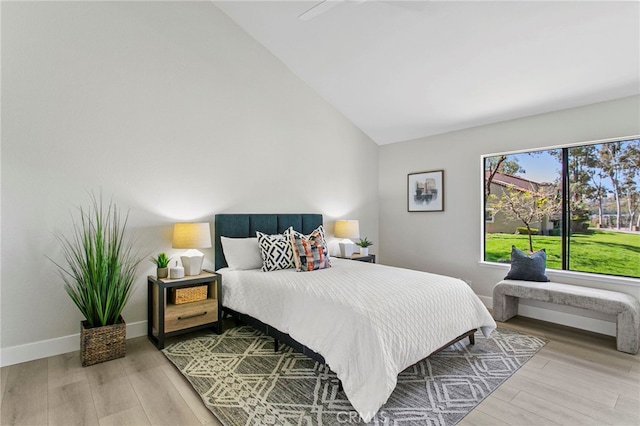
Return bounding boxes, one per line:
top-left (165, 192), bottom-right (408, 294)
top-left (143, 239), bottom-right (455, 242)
top-left (338, 254), bottom-right (376, 263)
top-left (147, 270), bottom-right (221, 349)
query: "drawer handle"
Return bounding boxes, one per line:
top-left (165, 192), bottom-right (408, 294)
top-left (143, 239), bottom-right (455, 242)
top-left (178, 311), bottom-right (207, 320)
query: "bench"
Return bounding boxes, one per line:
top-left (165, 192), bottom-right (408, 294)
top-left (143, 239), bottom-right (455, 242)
top-left (493, 280), bottom-right (640, 354)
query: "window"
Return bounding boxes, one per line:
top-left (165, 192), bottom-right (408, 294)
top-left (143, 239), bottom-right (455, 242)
top-left (485, 208), bottom-right (494, 223)
top-left (483, 137), bottom-right (640, 279)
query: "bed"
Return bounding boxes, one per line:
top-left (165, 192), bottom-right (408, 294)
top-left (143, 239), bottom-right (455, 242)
top-left (214, 213), bottom-right (496, 422)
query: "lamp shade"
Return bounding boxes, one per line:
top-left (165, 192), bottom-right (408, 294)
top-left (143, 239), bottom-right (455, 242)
top-left (334, 220), bottom-right (360, 239)
top-left (172, 222), bottom-right (212, 249)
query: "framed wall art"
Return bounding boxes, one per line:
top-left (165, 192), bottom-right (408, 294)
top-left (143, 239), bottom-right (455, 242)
top-left (407, 170), bottom-right (444, 212)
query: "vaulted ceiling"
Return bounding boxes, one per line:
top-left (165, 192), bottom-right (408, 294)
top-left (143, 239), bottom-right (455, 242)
top-left (215, 1), bottom-right (640, 145)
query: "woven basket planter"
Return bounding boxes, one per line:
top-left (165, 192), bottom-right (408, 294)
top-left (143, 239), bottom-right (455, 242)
top-left (80, 316), bottom-right (126, 367)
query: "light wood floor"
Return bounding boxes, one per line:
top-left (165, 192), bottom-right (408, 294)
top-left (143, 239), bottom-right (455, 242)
top-left (1, 317), bottom-right (639, 425)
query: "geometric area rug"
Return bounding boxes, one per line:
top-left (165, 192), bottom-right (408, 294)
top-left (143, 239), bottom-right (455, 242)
top-left (163, 326), bottom-right (546, 426)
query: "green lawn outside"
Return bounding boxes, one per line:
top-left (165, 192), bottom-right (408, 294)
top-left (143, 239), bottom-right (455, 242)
top-left (485, 229), bottom-right (640, 278)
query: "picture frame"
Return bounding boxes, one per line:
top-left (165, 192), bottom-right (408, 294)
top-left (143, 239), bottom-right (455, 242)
top-left (407, 170), bottom-right (444, 212)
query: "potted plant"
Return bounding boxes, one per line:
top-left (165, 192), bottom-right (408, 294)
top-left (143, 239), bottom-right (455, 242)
top-left (150, 252), bottom-right (171, 278)
top-left (355, 237), bottom-right (373, 256)
top-left (49, 194), bottom-right (144, 367)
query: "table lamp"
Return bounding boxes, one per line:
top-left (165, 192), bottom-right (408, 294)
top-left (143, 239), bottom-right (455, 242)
top-left (172, 222), bottom-right (212, 276)
top-left (334, 220), bottom-right (359, 258)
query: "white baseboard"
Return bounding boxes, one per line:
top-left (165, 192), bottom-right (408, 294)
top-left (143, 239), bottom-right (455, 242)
top-left (479, 295), bottom-right (616, 337)
top-left (2, 296), bottom-right (618, 368)
top-left (478, 295), bottom-right (493, 308)
top-left (0, 320), bottom-right (148, 368)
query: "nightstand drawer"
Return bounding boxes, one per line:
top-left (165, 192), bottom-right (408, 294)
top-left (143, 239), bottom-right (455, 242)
top-left (164, 299), bottom-right (218, 333)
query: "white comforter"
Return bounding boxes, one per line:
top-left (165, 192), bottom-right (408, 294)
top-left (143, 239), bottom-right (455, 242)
top-left (219, 258), bottom-right (496, 422)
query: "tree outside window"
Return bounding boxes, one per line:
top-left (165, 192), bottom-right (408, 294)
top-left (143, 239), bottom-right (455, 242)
top-left (483, 138), bottom-right (640, 279)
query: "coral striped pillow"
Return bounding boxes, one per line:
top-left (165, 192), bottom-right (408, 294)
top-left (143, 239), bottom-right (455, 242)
top-left (290, 225), bottom-right (331, 272)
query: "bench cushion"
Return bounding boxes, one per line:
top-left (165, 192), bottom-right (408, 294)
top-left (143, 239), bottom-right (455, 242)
top-left (493, 279), bottom-right (640, 354)
top-left (495, 280), bottom-right (637, 315)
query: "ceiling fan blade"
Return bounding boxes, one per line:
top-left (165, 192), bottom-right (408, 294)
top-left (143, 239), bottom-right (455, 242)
top-left (298, 0), bottom-right (343, 21)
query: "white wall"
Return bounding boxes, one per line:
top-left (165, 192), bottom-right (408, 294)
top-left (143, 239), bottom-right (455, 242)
top-left (1, 1), bottom-right (378, 365)
top-left (3, 1), bottom-right (637, 367)
top-left (379, 95), bottom-right (640, 335)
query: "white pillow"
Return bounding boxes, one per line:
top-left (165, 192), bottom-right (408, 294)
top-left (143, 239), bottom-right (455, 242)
top-left (220, 237), bottom-right (263, 270)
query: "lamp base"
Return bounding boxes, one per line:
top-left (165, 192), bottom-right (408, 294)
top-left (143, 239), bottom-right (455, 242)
top-left (339, 241), bottom-right (355, 258)
top-left (180, 250), bottom-right (205, 276)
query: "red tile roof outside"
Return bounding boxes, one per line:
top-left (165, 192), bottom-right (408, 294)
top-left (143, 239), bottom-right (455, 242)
top-left (486, 171), bottom-right (540, 193)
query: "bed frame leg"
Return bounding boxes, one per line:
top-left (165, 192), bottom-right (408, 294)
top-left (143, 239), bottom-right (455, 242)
top-left (274, 338), bottom-right (279, 353)
top-left (469, 333), bottom-right (475, 345)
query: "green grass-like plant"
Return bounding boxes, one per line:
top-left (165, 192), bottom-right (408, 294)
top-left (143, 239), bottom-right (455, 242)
top-left (356, 237), bottom-right (373, 247)
top-left (150, 252), bottom-right (171, 268)
top-left (49, 194), bottom-right (144, 328)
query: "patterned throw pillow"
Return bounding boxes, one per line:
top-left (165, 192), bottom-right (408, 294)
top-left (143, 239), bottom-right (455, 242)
top-left (290, 225), bottom-right (331, 272)
top-left (504, 245), bottom-right (549, 282)
top-left (256, 229), bottom-right (296, 272)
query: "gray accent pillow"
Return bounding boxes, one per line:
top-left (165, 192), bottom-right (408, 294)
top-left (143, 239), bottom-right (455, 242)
top-left (504, 245), bottom-right (549, 282)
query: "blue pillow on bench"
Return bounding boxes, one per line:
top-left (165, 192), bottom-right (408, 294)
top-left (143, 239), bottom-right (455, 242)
top-left (504, 245), bottom-right (549, 282)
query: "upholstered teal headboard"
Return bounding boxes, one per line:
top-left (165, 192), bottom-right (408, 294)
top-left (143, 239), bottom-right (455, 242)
top-left (214, 213), bottom-right (323, 270)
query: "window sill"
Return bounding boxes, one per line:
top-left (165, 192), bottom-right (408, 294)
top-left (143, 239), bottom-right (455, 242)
top-left (479, 261), bottom-right (640, 288)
